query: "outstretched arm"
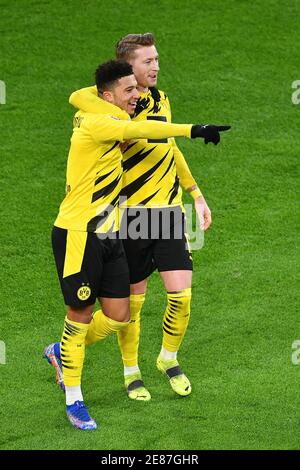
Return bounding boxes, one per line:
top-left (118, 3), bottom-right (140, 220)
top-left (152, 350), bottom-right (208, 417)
top-left (123, 120), bottom-right (192, 140)
top-left (71, 87), bottom-right (231, 144)
top-left (92, 114), bottom-right (230, 147)
top-left (90, 115), bottom-right (192, 144)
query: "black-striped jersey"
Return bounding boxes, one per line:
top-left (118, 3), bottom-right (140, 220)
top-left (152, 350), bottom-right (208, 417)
top-left (69, 86), bottom-right (197, 210)
top-left (121, 88), bottom-right (182, 208)
top-left (54, 106), bottom-right (130, 234)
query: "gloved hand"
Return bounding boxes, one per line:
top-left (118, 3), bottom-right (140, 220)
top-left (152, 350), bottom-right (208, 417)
top-left (191, 124), bottom-right (231, 145)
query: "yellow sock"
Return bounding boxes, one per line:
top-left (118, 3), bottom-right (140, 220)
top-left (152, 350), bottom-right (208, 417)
top-left (85, 309), bottom-right (129, 346)
top-left (117, 293), bottom-right (145, 367)
top-left (162, 289), bottom-right (191, 352)
top-left (60, 317), bottom-right (89, 387)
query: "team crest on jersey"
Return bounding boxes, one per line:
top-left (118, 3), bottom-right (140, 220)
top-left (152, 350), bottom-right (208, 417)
top-left (77, 284), bottom-right (91, 301)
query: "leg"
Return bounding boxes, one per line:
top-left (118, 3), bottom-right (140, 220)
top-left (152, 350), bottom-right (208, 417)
top-left (130, 278), bottom-right (148, 295)
top-left (85, 296), bottom-right (130, 345)
top-left (83, 259), bottom-right (131, 345)
top-left (44, 304), bottom-right (93, 391)
top-left (62, 304), bottom-right (93, 395)
top-left (160, 269), bottom-right (192, 292)
top-left (61, 303), bottom-right (97, 430)
top-left (61, 303), bottom-right (94, 402)
top-left (67, 304), bottom-right (93, 323)
top-left (84, 292), bottom-right (150, 400)
top-left (116, 279), bottom-right (147, 368)
top-left (84, 237), bottom-right (131, 345)
top-left (101, 296), bottom-right (130, 322)
top-left (46, 227), bottom-right (116, 430)
top-left (117, 279), bottom-right (151, 401)
top-left (157, 270), bottom-right (192, 396)
top-left (152, 208), bottom-right (193, 396)
top-left (116, 228), bottom-right (155, 401)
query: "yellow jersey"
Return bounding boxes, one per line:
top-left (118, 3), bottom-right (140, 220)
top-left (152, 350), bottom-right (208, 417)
top-left (69, 86), bottom-right (198, 209)
top-left (55, 108), bottom-right (130, 233)
top-left (55, 100), bottom-right (192, 233)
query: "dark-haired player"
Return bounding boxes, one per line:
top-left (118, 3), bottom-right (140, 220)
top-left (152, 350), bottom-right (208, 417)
top-left (68, 34), bottom-right (217, 402)
top-left (45, 58), bottom-right (230, 429)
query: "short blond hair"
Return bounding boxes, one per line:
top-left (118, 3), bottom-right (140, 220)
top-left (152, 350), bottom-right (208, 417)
top-left (116, 33), bottom-right (156, 61)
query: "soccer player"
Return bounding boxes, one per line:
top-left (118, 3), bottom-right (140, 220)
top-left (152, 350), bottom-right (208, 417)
top-left (47, 55), bottom-right (230, 428)
top-left (45, 58), bottom-right (229, 430)
top-left (67, 34), bottom-right (222, 403)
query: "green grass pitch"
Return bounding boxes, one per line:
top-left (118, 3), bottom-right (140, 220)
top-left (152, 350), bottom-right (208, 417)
top-left (0, 0), bottom-right (299, 450)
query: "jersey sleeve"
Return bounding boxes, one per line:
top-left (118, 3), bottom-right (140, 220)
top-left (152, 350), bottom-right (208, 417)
top-left (165, 95), bottom-right (172, 115)
top-left (166, 94), bottom-right (199, 192)
top-left (172, 138), bottom-right (197, 190)
top-left (69, 85), bottom-right (104, 113)
top-left (90, 117), bottom-right (192, 143)
top-left (89, 115), bottom-right (130, 143)
top-left (123, 120), bottom-right (192, 140)
top-left (69, 85), bottom-right (131, 120)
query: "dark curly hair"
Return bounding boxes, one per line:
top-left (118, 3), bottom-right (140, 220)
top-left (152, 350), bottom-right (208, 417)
top-left (95, 59), bottom-right (133, 93)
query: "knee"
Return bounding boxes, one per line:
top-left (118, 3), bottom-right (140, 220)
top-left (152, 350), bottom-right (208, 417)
top-left (119, 307), bottom-right (130, 323)
top-left (110, 303), bottom-right (130, 323)
top-left (167, 288), bottom-right (191, 313)
top-left (67, 305), bottom-right (94, 323)
top-left (130, 279), bottom-right (147, 295)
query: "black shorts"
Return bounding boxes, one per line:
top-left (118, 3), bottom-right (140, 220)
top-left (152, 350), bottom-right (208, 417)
top-left (52, 226), bottom-right (130, 307)
top-left (120, 206), bottom-right (193, 284)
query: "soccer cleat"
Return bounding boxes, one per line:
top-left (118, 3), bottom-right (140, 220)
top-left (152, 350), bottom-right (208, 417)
top-left (124, 372), bottom-right (151, 401)
top-left (66, 400), bottom-right (97, 430)
top-left (156, 356), bottom-right (191, 396)
top-left (43, 342), bottom-right (65, 391)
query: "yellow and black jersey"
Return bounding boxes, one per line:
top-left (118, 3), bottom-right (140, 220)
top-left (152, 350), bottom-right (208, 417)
top-left (69, 86), bottom-right (197, 209)
top-left (55, 101), bottom-right (192, 233)
top-left (55, 107), bottom-right (130, 234)
top-left (121, 88), bottom-right (182, 208)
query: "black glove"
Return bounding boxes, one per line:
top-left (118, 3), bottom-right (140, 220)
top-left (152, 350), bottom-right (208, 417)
top-left (191, 124), bottom-right (231, 145)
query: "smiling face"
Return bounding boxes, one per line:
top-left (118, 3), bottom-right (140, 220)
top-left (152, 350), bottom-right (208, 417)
top-left (103, 74), bottom-right (140, 115)
top-left (129, 45), bottom-right (160, 90)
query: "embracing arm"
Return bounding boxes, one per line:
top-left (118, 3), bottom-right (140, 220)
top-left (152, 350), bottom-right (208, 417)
top-left (69, 86), bottom-right (102, 113)
top-left (69, 85), bottom-right (128, 119)
top-left (123, 120), bottom-right (192, 140)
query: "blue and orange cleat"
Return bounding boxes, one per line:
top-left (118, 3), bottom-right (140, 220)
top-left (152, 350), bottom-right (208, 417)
top-left (43, 342), bottom-right (65, 391)
top-left (66, 400), bottom-right (97, 430)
